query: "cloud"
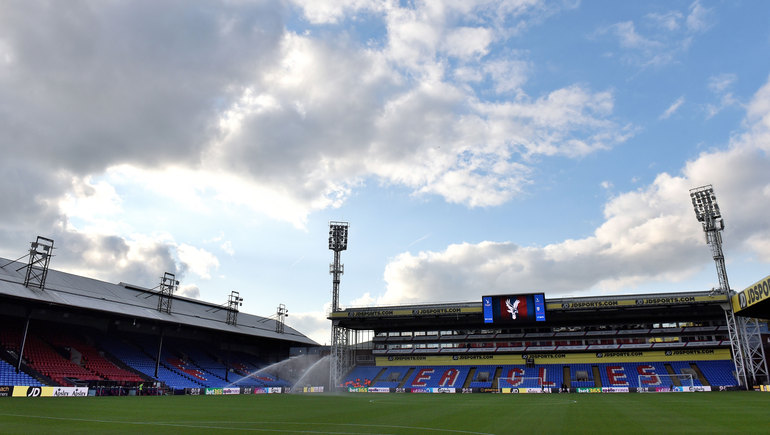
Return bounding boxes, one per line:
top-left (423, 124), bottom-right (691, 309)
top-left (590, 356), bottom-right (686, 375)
top-left (0, 1), bottom-right (285, 175)
top-left (660, 96), bottom-right (685, 120)
top-left (51, 231), bottom-right (182, 290)
top-left (443, 26), bottom-right (494, 59)
top-left (646, 11), bottom-right (683, 32)
top-left (289, 0), bottom-right (381, 25)
top-left (0, 1), bottom-right (628, 304)
top-left (287, 308), bottom-right (330, 345)
top-left (220, 241), bottom-right (235, 256)
top-left (205, 3), bottom-right (628, 211)
top-left (378, 76), bottom-right (770, 304)
top-left (708, 73), bottom-right (737, 94)
top-left (686, 0), bottom-right (712, 33)
top-left (610, 21), bottom-right (661, 50)
top-left (483, 58), bottom-right (531, 94)
top-left (176, 244), bottom-right (219, 280)
top-left (179, 284), bottom-right (201, 299)
top-left (598, 1), bottom-right (712, 68)
top-left (705, 73), bottom-right (739, 118)
top-left (0, 0), bottom-right (629, 240)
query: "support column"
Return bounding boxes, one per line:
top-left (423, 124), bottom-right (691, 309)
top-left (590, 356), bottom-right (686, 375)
top-left (16, 314), bottom-right (31, 374)
top-left (155, 329), bottom-right (164, 379)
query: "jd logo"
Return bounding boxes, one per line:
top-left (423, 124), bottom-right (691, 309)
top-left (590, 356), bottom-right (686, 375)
top-left (26, 387), bottom-right (41, 397)
top-left (739, 292), bottom-right (747, 309)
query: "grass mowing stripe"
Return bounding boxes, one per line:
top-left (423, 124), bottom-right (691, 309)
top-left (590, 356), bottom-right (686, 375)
top-left (0, 414), bottom-right (494, 435)
top-left (0, 392), bottom-right (768, 434)
top-left (0, 414), bottom-right (385, 434)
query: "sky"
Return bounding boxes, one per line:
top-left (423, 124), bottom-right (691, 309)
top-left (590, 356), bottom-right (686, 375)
top-left (1, 0), bottom-right (770, 345)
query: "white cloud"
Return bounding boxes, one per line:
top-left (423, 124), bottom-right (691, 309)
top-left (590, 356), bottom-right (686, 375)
top-left (0, 0), bottom-right (628, 236)
top-left (745, 77), bottom-right (770, 137)
top-left (599, 1), bottom-right (712, 68)
top-left (705, 73), bottom-right (739, 118)
top-left (49, 227), bottom-right (225, 292)
top-left (0, 1), bottom-right (654, 317)
top-left (287, 308), bottom-right (330, 345)
top-left (176, 244), bottom-right (219, 280)
top-left (646, 11), bottom-right (683, 32)
top-left (105, 165), bottom-right (325, 229)
top-left (686, 0), bottom-right (712, 33)
top-left (610, 21), bottom-right (660, 50)
top-left (660, 96), bottom-right (685, 120)
top-left (483, 58), bottom-right (530, 94)
top-left (378, 76), bottom-right (770, 304)
top-left (178, 284), bottom-right (201, 299)
top-left (53, 231), bottom-right (181, 289)
top-left (443, 26), bottom-right (494, 59)
top-left (59, 176), bottom-right (124, 233)
top-left (289, 0), bottom-right (382, 25)
top-left (708, 73), bottom-right (737, 94)
top-left (220, 241), bottom-right (235, 256)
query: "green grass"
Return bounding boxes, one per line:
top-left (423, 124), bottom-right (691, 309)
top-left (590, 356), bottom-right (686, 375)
top-left (0, 392), bottom-right (768, 434)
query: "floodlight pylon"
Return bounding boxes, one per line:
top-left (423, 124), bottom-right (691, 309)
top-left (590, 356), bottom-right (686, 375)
top-left (689, 185), bottom-right (768, 388)
top-left (157, 272), bottom-right (178, 314)
top-left (276, 303), bottom-right (288, 333)
top-left (328, 221), bottom-right (351, 391)
top-left (21, 236), bottom-right (54, 290)
top-left (690, 185), bottom-right (729, 294)
top-left (227, 291), bottom-right (243, 326)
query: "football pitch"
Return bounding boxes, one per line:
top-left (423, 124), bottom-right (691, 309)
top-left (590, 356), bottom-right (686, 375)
top-left (0, 392), bottom-right (768, 434)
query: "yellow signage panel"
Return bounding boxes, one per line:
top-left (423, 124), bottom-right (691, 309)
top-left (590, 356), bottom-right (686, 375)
top-left (330, 307), bottom-right (480, 319)
top-left (376, 349), bottom-right (730, 366)
top-left (733, 274), bottom-right (770, 313)
top-left (550, 295), bottom-right (726, 311)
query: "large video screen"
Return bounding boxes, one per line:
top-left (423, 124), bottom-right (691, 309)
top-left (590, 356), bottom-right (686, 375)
top-left (482, 293), bottom-right (546, 324)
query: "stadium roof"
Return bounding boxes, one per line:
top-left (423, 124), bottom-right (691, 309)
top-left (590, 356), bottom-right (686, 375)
top-left (0, 257), bottom-right (316, 346)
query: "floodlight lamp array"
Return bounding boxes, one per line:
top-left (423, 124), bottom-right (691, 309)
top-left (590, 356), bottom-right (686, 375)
top-left (328, 222), bottom-right (349, 251)
top-left (161, 272), bottom-right (180, 291)
top-left (229, 290), bottom-right (243, 308)
top-left (31, 237), bottom-right (54, 254)
top-left (689, 185), bottom-right (721, 223)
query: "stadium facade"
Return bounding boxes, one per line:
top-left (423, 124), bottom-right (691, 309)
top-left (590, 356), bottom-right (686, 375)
top-left (0, 243), bottom-right (319, 397)
top-left (2, 230), bottom-right (769, 396)
top-left (332, 287), bottom-right (770, 393)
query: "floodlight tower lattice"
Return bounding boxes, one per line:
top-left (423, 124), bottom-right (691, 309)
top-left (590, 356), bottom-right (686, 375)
top-left (276, 303), bottom-right (288, 333)
top-left (226, 291), bottom-right (243, 326)
top-left (157, 272), bottom-right (178, 314)
top-left (21, 236), bottom-right (55, 290)
top-left (328, 221), bottom-right (351, 391)
top-left (689, 185), bottom-right (768, 387)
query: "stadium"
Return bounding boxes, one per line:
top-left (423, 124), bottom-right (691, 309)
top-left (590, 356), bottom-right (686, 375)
top-left (1, 188), bottom-right (770, 434)
top-left (334, 289), bottom-right (765, 394)
top-left (330, 188), bottom-right (770, 396)
top-left (0, 236), bottom-right (320, 398)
